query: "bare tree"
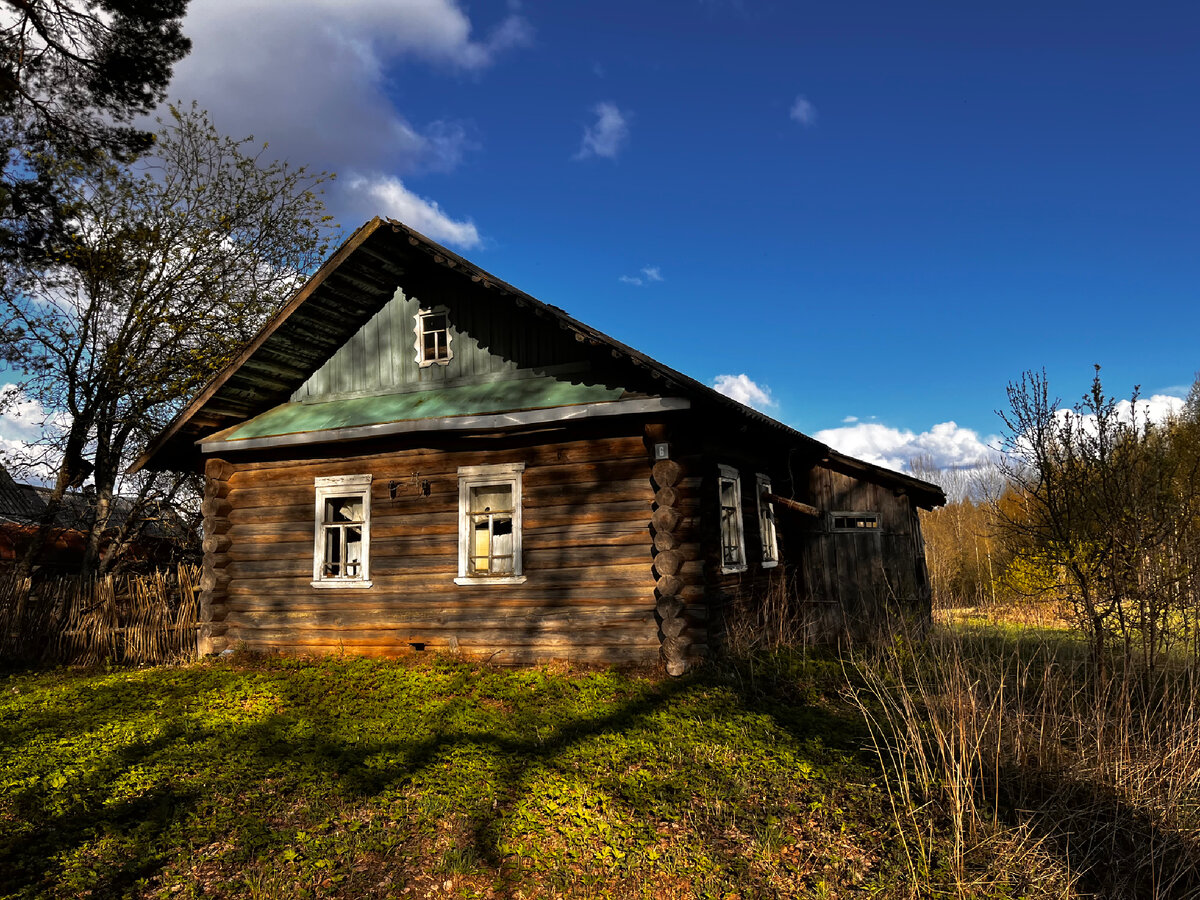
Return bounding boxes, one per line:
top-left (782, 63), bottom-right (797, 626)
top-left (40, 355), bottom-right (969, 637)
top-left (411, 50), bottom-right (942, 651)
top-left (1, 105), bottom-right (338, 574)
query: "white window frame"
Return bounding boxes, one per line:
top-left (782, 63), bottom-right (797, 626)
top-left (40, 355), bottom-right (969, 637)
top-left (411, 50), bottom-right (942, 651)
top-left (413, 304), bottom-right (453, 368)
top-left (718, 464), bottom-right (747, 574)
top-left (456, 462), bottom-right (527, 585)
top-left (312, 474), bottom-right (373, 588)
top-left (756, 473), bottom-right (779, 568)
top-left (830, 511), bottom-right (881, 532)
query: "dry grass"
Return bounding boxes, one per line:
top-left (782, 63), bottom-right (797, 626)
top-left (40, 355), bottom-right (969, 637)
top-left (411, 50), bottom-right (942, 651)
top-left (0, 564), bottom-right (200, 666)
top-left (846, 621), bottom-right (1200, 898)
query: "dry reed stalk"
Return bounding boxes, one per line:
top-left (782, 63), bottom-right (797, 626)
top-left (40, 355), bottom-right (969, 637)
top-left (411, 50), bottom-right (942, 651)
top-left (847, 623), bottom-right (1200, 898)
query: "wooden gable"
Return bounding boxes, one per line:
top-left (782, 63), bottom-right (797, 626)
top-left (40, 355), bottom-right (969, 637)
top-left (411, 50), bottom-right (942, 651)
top-left (292, 282), bottom-right (604, 402)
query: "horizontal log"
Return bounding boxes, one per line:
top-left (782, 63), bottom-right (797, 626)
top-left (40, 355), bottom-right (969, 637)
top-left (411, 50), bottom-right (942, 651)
top-left (225, 619), bottom-right (658, 643)
top-left (205, 459), bottom-right (235, 482)
top-left (652, 549), bottom-right (684, 577)
top-left (651, 507), bottom-right (681, 534)
top-left (653, 486), bottom-right (678, 509)
top-left (655, 596), bottom-right (684, 619)
top-left (651, 459), bottom-right (683, 489)
top-left (201, 497), bottom-right (233, 519)
top-left (223, 565), bottom-right (657, 594)
top-left (653, 530), bottom-right (679, 552)
top-left (659, 617), bottom-right (687, 639)
top-left (210, 553), bottom-right (232, 570)
top-left (200, 570), bottom-right (231, 593)
top-left (203, 534), bottom-right (233, 555)
top-left (227, 603), bottom-right (655, 624)
top-left (764, 492), bottom-right (820, 517)
top-left (655, 574), bottom-right (683, 598)
top-left (224, 624), bottom-right (660, 650)
top-left (205, 480), bottom-right (232, 500)
top-left (227, 437), bottom-right (648, 485)
top-left (205, 516), bottom-right (232, 536)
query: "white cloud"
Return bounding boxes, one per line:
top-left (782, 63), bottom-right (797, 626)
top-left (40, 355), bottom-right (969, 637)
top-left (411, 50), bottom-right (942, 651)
top-left (789, 95), bottom-right (816, 126)
top-left (347, 176), bottom-right (480, 248)
top-left (575, 102), bottom-right (630, 160)
top-left (815, 420), bottom-right (1000, 475)
top-left (1053, 394), bottom-right (1186, 438)
top-left (165, 0), bottom-right (531, 239)
top-left (0, 385), bottom-right (60, 483)
top-left (618, 265), bottom-right (663, 286)
top-left (713, 374), bottom-right (776, 411)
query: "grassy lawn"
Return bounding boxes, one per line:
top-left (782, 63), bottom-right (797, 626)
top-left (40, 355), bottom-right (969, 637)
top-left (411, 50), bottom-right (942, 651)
top-left (1, 652), bottom-right (913, 899)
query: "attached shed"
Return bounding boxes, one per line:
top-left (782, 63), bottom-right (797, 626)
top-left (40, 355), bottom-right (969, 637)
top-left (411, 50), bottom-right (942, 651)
top-left (135, 218), bottom-right (945, 673)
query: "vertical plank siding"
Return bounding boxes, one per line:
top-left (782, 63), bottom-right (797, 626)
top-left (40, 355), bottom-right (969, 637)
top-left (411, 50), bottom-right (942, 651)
top-left (205, 427), bottom-right (664, 664)
top-left (293, 285), bottom-right (586, 402)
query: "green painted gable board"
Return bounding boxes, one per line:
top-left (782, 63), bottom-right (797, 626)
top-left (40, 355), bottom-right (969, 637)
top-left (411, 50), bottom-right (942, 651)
top-left (218, 377), bottom-right (626, 442)
top-left (293, 286), bottom-right (589, 402)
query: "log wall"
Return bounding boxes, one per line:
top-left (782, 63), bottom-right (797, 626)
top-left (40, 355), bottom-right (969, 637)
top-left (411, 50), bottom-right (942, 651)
top-left (201, 425), bottom-right (667, 664)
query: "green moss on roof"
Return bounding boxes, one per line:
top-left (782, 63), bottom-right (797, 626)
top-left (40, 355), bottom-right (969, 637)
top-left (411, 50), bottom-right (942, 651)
top-left (215, 376), bottom-right (626, 442)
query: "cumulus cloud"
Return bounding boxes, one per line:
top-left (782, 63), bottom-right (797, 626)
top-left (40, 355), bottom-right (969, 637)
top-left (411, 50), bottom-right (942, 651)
top-left (575, 102), bottom-right (630, 160)
top-left (1057, 394), bottom-right (1186, 435)
top-left (815, 420), bottom-right (1000, 475)
top-left (713, 374), bottom-right (775, 411)
top-left (0, 385), bottom-right (60, 482)
top-left (618, 265), bottom-right (663, 286)
top-left (789, 95), bottom-right (817, 126)
top-left (347, 176), bottom-right (481, 248)
top-left (165, 0), bottom-right (531, 246)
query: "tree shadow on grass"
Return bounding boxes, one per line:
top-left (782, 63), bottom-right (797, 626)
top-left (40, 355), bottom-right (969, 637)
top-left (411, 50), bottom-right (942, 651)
top-left (999, 766), bottom-right (1200, 900)
top-left (1, 657), bottom-right (874, 899)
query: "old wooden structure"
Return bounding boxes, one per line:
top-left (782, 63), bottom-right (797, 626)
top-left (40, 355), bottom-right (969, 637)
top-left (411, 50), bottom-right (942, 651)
top-left (135, 218), bottom-right (945, 673)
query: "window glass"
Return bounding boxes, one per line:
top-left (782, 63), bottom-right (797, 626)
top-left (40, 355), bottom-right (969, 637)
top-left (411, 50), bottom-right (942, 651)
top-left (313, 476), bottom-right (371, 586)
top-left (457, 464), bottom-right (525, 583)
top-left (718, 467), bottom-right (746, 572)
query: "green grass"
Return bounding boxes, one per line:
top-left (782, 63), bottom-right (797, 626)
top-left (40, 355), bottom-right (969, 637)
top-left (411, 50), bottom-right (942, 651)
top-left (1, 649), bottom-right (1033, 899)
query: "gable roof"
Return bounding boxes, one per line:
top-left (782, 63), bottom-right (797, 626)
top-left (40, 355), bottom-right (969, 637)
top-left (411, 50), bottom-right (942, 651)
top-left (133, 217), bottom-right (945, 508)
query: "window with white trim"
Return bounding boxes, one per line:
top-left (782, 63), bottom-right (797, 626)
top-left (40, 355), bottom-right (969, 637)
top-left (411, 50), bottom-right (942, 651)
top-left (718, 464), bottom-right (746, 574)
top-left (313, 475), bottom-right (372, 588)
top-left (756, 473), bottom-right (779, 567)
top-left (414, 305), bottom-right (453, 367)
top-left (831, 512), bottom-right (880, 531)
top-left (456, 463), bottom-right (526, 585)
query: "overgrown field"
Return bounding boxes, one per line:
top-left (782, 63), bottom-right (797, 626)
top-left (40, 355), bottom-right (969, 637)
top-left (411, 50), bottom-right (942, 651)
top-left (4, 629), bottom-right (1199, 900)
top-left (1, 653), bottom-right (902, 899)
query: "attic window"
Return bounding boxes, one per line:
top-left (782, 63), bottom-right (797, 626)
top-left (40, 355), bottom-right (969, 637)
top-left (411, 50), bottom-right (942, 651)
top-left (831, 512), bottom-right (880, 532)
top-left (313, 475), bottom-right (372, 588)
top-left (414, 306), bottom-right (452, 367)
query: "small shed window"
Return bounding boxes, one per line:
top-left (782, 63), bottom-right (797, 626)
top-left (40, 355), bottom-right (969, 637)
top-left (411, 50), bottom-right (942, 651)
top-left (718, 465), bottom-right (747, 574)
top-left (456, 463), bottom-right (526, 585)
top-left (313, 474), bottom-right (372, 588)
top-left (756, 474), bottom-right (779, 568)
top-left (414, 305), bottom-right (453, 367)
top-left (831, 512), bottom-right (880, 532)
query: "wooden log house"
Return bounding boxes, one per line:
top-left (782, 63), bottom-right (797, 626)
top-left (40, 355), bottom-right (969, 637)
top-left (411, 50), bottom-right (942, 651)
top-left (134, 218), bottom-right (946, 674)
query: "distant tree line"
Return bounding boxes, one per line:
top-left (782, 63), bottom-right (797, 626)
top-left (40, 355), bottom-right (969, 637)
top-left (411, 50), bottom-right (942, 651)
top-left (919, 368), bottom-right (1200, 671)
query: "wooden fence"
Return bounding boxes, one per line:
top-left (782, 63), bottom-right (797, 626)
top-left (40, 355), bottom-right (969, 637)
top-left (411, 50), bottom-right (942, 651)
top-left (0, 565), bottom-right (201, 666)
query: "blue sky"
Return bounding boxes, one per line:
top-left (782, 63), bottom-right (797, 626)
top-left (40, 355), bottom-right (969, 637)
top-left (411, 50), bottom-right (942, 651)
top-left (3, 0), bottom-right (1198, 473)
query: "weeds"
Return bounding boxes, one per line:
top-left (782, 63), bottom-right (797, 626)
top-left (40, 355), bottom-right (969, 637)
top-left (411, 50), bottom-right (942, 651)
top-left (847, 621), bottom-right (1200, 898)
